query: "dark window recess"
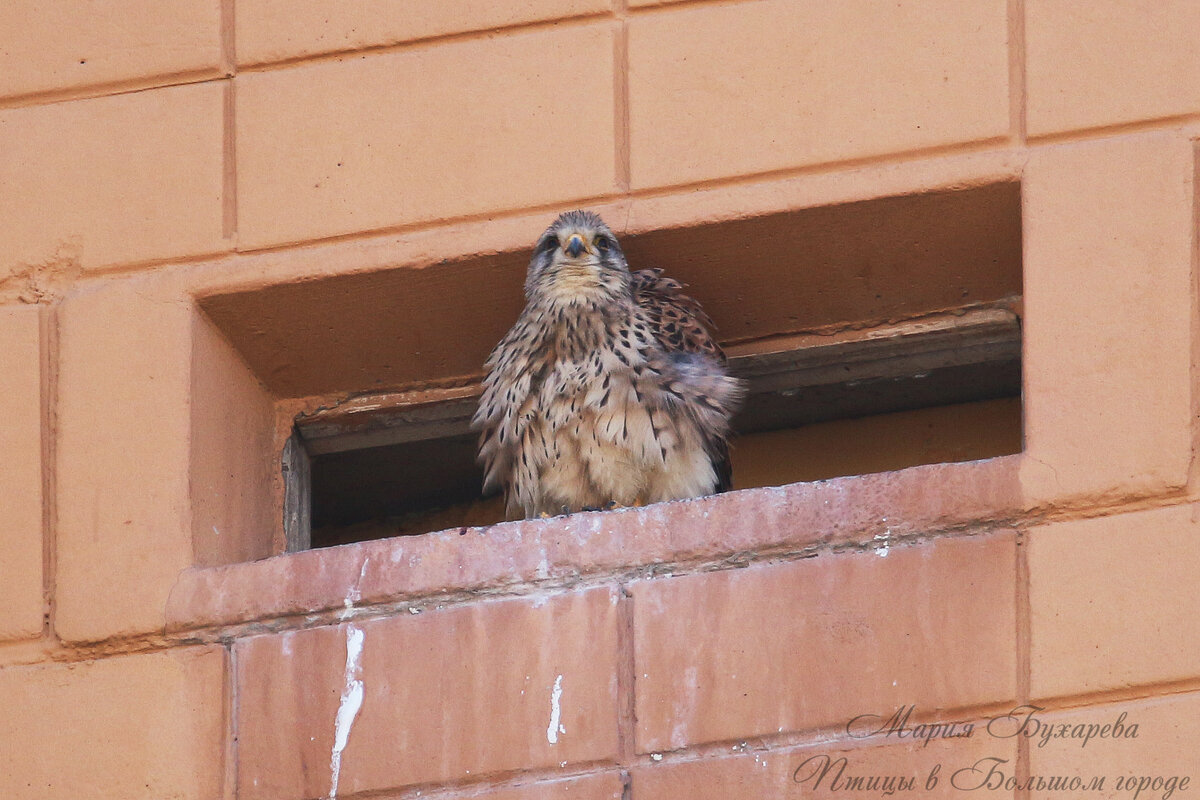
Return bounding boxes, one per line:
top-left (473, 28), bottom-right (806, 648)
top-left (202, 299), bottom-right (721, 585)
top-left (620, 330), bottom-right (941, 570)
top-left (287, 307), bottom-right (1020, 549)
top-left (203, 181), bottom-right (1024, 552)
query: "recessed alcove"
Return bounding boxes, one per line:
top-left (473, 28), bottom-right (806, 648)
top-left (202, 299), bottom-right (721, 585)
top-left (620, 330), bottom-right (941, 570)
top-left (195, 181), bottom-right (1023, 554)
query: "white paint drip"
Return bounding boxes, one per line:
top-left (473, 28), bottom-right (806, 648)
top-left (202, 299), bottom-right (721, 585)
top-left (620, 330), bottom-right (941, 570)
top-left (546, 674), bottom-right (565, 744)
top-left (328, 625), bottom-right (365, 800)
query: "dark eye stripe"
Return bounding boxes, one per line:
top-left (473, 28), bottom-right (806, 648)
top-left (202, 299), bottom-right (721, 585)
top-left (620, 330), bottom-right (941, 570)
top-left (535, 234), bottom-right (560, 254)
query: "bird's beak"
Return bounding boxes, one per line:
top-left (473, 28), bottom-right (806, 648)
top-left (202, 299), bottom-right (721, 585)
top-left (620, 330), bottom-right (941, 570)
top-left (565, 234), bottom-right (586, 258)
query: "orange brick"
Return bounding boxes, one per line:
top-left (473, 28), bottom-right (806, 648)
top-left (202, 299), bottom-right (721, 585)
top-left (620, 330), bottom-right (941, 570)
top-left (1020, 133), bottom-right (1193, 504)
top-left (634, 729), bottom-right (1016, 799)
top-left (169, 457), bottom-right (1022, 634)
top-left (236, 22), bottom-right (617, 249)
top-left (189, 312), bottom-right (277, 567)
top-left (0, 646), bottom-right (227, 800)
top-left (467, 774), bottom-right (623, 800)
top-left (0, 0), bottom-right (221, 100)
top-left (1026, 1), bottom-right (1200, 136)
top-left (0, 82), bottom-right (226, 274)
top-left (55, 278), bottom-right (195, 642)
top-left (631, 533), bottom-right (1017, 752)
top-left (1028, 505), bottom-right (1200, 699)
top-left (1028, 693), bottom-right (1200, 799)
top-left (235, 588), bottom-right (620, 799)
top-left (627, 0), bottom-right (1009, 189)
top-left (0, 306), bottom-right (42, 641)
top-left (236, 0), bottom-right (609, 65)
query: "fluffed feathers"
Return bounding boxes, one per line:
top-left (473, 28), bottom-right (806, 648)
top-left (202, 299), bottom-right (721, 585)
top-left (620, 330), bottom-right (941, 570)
top-left (472, 210), bottom-right (743, 518)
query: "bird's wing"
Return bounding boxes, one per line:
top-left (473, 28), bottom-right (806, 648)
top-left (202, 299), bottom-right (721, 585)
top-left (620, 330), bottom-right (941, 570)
top-left (630, 268), bottom-right (725, 362)
top-left (631, 269), bottom-right (736, 491)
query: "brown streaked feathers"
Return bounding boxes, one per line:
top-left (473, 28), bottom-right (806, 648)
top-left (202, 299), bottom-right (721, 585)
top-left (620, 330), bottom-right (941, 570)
top-left (472, 210), bottom-right (743, 519)
top-left (629, 267), bottom-right (733, 492)
top-left (631, 269), bottom-right (722, 360)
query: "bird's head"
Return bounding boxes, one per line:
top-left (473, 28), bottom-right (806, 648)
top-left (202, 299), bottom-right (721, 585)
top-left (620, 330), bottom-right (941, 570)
top-left (524, 210), bottom-right (631, 305)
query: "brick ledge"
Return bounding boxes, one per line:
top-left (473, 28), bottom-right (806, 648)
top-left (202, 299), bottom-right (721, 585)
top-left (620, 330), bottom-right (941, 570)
top-left (166, 454), bottom-right (1023, 633)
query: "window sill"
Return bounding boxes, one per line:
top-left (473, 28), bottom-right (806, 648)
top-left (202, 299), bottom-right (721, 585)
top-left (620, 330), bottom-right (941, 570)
top-left (166, 453), bottom-right (1023, 633)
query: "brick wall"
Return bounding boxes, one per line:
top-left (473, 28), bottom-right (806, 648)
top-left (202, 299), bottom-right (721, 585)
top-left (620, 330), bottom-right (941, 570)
top-left (2, 1), bottom-right (1199, 798)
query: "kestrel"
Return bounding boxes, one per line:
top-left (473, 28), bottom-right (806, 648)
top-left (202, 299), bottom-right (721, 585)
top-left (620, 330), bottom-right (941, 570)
top-left (473, 210), bottom-right (743, 519)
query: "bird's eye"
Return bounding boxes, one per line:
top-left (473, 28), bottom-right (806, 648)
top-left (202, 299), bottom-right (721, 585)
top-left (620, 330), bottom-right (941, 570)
top-left (536, 234), bottom-right (559, 254)
top-left (594, 234), bottom-right (612, 252)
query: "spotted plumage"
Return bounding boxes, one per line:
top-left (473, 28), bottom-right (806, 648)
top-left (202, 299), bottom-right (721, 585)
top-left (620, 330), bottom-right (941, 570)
top-left (472, 210), bottom-right (743, 519)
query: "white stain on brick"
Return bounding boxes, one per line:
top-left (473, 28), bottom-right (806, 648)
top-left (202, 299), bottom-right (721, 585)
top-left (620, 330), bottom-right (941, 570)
top-left (339, 558), bottom-right (370, 620)
top-left (328, 624), bottom-right (365, 800)
top-left (546, 674), bottom-right (566, 744)
top-left (874, 529), bottom-right (891, 558)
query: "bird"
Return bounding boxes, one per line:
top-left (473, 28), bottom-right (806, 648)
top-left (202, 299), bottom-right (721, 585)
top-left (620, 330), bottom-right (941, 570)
top-left (472, 210), bottom-right (743, 519)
